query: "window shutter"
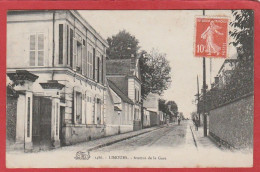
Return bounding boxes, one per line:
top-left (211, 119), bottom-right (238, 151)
top-left (29, 34), bottom-right (36, 66)
top-left (58, 24), bottom-right (63, 64)
top-left (73, 38), bottom-right (77, 70)
top-left (73, 90), bottom-right (76, 124)
top-left (93, 48), bottom-right (95, 80)
top-left (69, 29), bottom-right (73, 68)
top-left (82, 43), bottom-right (87, 76)
top-left (37, 34), bottom-right (44, 66)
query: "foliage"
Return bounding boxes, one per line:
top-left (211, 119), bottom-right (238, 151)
top-left (167, 101), bottom-right (178, 116)
top-left (159, 99), bottom-right (168, 114)
top-left (139, 49), bottom-right (171, 99)
top-left (107, 30), bottom-right (140, 59)
top-left (228, 10), bottom-right (254, 95)
top-left (230, 10), bottom-right (254, 59)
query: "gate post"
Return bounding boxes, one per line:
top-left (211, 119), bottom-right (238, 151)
top-left (40, 80), bottom-right (64, 148)
top-left (7, 70), bottom-right (39, 152)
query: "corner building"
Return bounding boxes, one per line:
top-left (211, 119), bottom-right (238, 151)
top-left (7, 10), bottom-right (108, 150)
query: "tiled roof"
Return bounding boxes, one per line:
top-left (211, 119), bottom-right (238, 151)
top-left (106, 59), bottom-right (135, 75)
top-left (108, 79), bottom-right (134, 105)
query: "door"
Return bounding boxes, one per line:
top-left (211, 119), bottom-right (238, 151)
top-left (32, 96), bottom-right (52, 150)
top-left (59, 106), bottom-right (65, 145)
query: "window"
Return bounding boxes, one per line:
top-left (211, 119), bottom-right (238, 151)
top-left (97, 57), bottom-right (100, 83)
top-left (82, 40), bottom-right (87, 76)
top-left (75, 92), bottom-right (82, 124)
top-left (87, 48), bottom-right (93, 79)
top-left (66, 25), bottom-right (69, 65)
top-left (69, 28), bottom-right (73, 68)
top-left (93, 48), bottom-right (96, 80)
top-left (96, 98), bottom-right (101, 125)
top-left (101, 55), bottom-right (104, 84)
top-left (59, 24), bottom-right (63, 64)
top-left (76, 41), bottom-right (82, 73)
top-left (29, 33), bottom-right (44, 66)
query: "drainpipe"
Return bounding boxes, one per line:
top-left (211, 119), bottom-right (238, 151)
top-left (52, 11), bottom-right (55, 80)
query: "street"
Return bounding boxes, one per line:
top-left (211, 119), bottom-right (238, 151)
top-left (94, 121), bottom-right (189, 152)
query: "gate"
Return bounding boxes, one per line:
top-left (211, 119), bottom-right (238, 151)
top-left (32, 96), bottom-right (52, 150)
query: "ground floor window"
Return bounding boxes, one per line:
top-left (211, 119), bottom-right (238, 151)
top-left (75, 92), bottom-right (82, 124)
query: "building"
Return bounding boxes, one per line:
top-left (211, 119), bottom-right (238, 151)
top-left (212, 58), bottom-right (238, 89)
top-left (143, 108), bottom-right (151, 128)
top-left (143, 93), bottom-right (160, 126)
top-left (106, 79), bottom-right (134, 135)
top-left (6, 10), bottom-right (108, 151)
top-left (106, 58), bottom-right (142, 130)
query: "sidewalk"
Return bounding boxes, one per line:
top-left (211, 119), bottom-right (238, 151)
top-left (189, 122), bottom-right (223, 151)
top-left (7, 124), bottom-right (165, 154)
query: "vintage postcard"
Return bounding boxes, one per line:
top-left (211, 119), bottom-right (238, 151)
top-left (4, 0), bottom-right (258, 170)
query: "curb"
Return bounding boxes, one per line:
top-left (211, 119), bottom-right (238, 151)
top-left (189, 125), bottom-right (198, 148)
top-left (87, 126), bottom-right (162, 151)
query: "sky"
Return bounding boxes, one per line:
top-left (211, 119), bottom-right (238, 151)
top-left (79, 10), bottom-right (237, 117)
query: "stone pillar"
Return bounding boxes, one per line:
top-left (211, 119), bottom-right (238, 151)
top-left (7, 70), bottom-right (39, 152)
top-left (40, 80), bottom-right (64, 148)
top-left (24, 91), bottom-right (33, 151)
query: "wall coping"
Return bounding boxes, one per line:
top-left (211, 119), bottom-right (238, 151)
top-left (210, 92), bottom-right (254, 111)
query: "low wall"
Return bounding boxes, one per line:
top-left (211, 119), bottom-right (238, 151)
top-left (119, 125), bottom-right (133, 133)
top-left (105, 125), bottom-right (120, 136)
top-left (209, 94), bottom-right (254, 149)
top-left (62, 125), bottom-right (105, 145)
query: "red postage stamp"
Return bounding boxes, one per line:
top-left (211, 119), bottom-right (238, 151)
top-left (195, 17), bottom-right (229, 58)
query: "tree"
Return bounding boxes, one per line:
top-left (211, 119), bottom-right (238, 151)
top-left (228, 10), bottom-right (254, 94)
top-left (230, 10), bottom-right (254, 60)
top-left (107, 30), bottom-right (140, 59)
top-left (167, 101), bottom-right (178, 115)
top-left (159, 98), bottom-right (168, 114)
top-left (139, 49), bottom-right (171, 99)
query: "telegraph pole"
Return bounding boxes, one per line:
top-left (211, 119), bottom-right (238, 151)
top-left (202, 9), bottom-right (207, 137)
top-left (197, 75), bottom-right (200, 126)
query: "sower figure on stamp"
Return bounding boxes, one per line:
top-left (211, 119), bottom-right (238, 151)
top-left (201, 21), bottom-right (224, 55)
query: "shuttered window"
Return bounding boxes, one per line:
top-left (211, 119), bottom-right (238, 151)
top-left (97, 57), bottom-right (100, 83)
top-left (29, 33), bottom-right (44, 66)
top-left (69, 28), bottom-right (73, 68)
top-left (58, 24), bottom-right (63, 64)
top-left (75, 92), bottom-right (82, 124)
top-left (82, 40), bottom-right (87, 76)
top-left (87, 47), bottom-right (93, 79)
top-left (93, 48), bottom-right (96, 80)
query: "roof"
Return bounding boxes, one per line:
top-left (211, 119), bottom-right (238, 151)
top-left (106, 58), bottom-right (136, 75)
top-left (218, 58), bottom-right (238, 74)
top-left (107, 79), bottom-right (134, 105)
top-left (114, 106), bottom-right (122, 111)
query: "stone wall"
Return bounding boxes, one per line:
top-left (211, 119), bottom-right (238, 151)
top-left (209, 94), bottom-right (254, 149)
top-left (6, 96), bottom-right (18, 145)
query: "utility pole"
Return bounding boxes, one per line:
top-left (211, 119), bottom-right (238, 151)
top-left (197, 75), bottom-right (200, 126)
top-left (203, 9), bottom-right (207, 137)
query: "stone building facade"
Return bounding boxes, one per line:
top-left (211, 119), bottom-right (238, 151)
top-left (7, 10), bottom-right (108, 150)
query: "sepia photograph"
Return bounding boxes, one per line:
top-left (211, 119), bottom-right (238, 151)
top-left (5, 8), bottom-right (254, 168)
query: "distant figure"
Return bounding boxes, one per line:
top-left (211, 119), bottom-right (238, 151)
top-left (178, 116), bottom-right (181, 125)
top-left (195, 116), bottom-right (199, 131)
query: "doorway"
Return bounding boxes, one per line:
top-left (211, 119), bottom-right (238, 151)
top-left (32, 96), bottom-right (52, 151)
